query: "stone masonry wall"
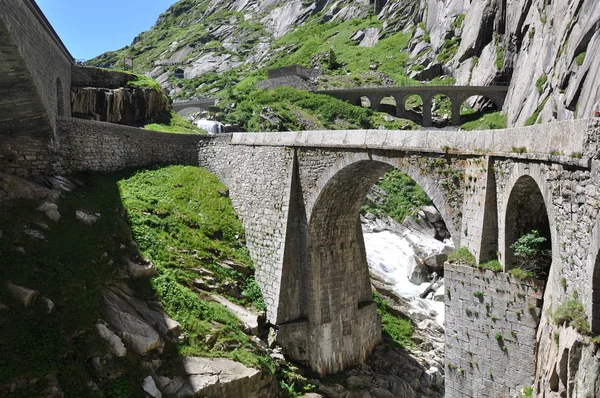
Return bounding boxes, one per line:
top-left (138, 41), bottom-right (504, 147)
top-left (57, 117), bottom-right (202, 174)
top-left (0, 0), bottom-right (73, 132)
top-left (445, 263), bottom-right (544, 397)
top-left (71, 66), bottom-right (136, 89)
top-left (198, 139), bottom-right (295, 323)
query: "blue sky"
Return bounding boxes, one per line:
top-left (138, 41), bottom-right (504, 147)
top-left (36, 0), bottom-right (178, 60)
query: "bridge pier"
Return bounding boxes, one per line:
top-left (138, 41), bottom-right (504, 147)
top-left (423, 96), bottom-right (433, 127)
top-left (275, 155), bottom-right (384, 375)
top-left (451, 98), bottom-right (462, 126)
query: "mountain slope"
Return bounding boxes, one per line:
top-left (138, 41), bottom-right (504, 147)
top-left (90, 0), bottom-right (600, 127)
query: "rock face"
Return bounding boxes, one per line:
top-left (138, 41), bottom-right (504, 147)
top-left (71, 87), bottom-right (169, 125)
top-left (100, 285), bottom-right (180, 356)
top-left (158, 357), bottom-right (264, 398)
top-left (413, 0), bottom-right (600, 125)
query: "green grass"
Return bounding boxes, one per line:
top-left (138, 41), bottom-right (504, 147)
top-left (448, 247), bottom-right (477, 266)
top-left (461, 112), bottom-right (507, 131)
top-left (508, 267), bottom-right (535, 280)
top-left (519, 386), bottom-right (533, 398)
top-left (361, 169), bottom-right (432, 224)
top-left (478, 259), bottom-right (502, 272)
top-left (552, 292), bottom-right (590, 334)
top-left (223, 86), bottom-right (373, 131)
top-left (575, 52), bottom-right (586, 66)
top-left (145, 111), bottom-right (205, 134)
top-left (0, 166), bottom-right (273, 396)
top-left (126, 74), bottom-right (162, 91)
top-left (270, 18), bottom-right (413, 85)
top-left (535, 73), bottom-right (548, 95)
top-left (373, 292), bottom-right (414, 348)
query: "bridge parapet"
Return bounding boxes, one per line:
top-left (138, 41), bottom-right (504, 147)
top-left (229, 119), bottom-right (593, 161)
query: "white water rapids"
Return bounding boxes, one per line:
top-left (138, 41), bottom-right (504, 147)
top-left (364, 229), bottom-right (448, 327)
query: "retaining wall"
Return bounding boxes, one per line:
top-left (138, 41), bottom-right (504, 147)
top-left (445, 263), bottom-right (544, 397)
top-left (57, 117), bottom-right (204, 174)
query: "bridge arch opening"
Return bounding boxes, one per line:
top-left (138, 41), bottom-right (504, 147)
top-left (431, 94), bottom-right (453, 126)
top-left (403, 94), bottom-right (424, 123)
top-left (359, 96), bottom-right (371, 108)
top-left (459, 95), bottom-right (501, 127)
top-left (302, 158), bottom-right (453, 374)
top-left (592, 253), bottom-right (600, 333)
top-left (504, 175), bottom-right (552, 277)
top-left (56, 77), bottom-right (65, 117)
top-left (378, 96), bottom-right (396, 115)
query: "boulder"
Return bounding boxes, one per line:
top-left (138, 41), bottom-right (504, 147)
top-left (143, 376), bottom-right (162, 398)
top-left (359, 27), bottom-right (381, 48)
top-left (209, 294), bottom-right (262, 336)
top-left (406, 255), bottom-right (428, 285)
top-left (95, 323), bottom-right (127, 357)
top-left (101, 286), bottom-right (182, 355)
top-left (102, 304), bottom-right (162, 355)
top-left (75, 210), bottom-right (100, 226)
top-left (7, 282), bottom-right (38, 307)
top-left (126, 258), bottom-right (159, 278)
top-left (420, 206), bottom-right (441, 223)
top-left (161, 357), bottom-right (263, 398)
top-left (37, 201), bottom-right (61, 222)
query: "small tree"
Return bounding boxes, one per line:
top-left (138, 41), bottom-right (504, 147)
top-left (327, 48), bottom-right (341, 70)
top-left (510, 230), bottom-right (551, 278)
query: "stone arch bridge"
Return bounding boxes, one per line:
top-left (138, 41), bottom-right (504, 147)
top-left (4, 2), bottom-right (600, 395)
top-left (193, 120), bottom-right (600, 387)
top-left (316, 86), bottom-right (508, 127)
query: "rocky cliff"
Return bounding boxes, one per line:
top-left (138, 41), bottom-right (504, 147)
top-left (90, 0), bottom-right (600, 127)
top-left (71, 66), bottom-right (170, 125)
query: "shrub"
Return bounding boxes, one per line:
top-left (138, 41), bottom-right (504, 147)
top-left (478, 259), bottom-right (502, 272)
top-left (552, 292), bottom-right (590, 334)
top-left (510, 230), bottom-right (551, 278)
top-left (448, 247), bottom-right (476, 266)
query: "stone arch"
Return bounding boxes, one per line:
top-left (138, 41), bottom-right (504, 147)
top-left (299, 152), bottom-right (458, 374)
top-left (305, 152), bottom-right (459, 250)
top-left (431, 93), bottom-right (454, 125)
top-left (499, 164), bottom-right (556, 274)
top-left (176, 107), bottom-right (203, 117)
top-left (56, 77), bottom-right (65, 117)
top-left (457, 94), bottom-right (503, 123)
top-left (399, 93), bottom-right (424, 122)
top-left (586, 219), bottom-right (600, 333)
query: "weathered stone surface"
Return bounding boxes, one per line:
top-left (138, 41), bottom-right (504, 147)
top-left (95, 323), bottom-right (127, 357)
top-left (75, 210), bottom-right (100, 226)
top-left (143, 376), bottom-right (162, 398)
top-left (126, 258), bottom-right (159, 279)
top-left (160, 357), bottom-right (262, 398)
top-left (100, 285), bottom-right (184, 356)
top-left (71, 87), bottom-right (169, 126)
top-left (37, 201), bottom-right (61, 222)
top-left (210, 294), bottom-right (261, 336)
top-left (7, 282), bottom-right (38, 307)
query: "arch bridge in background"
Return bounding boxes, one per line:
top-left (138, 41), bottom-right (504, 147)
top-left (315, 85), bottom-right (508, 127)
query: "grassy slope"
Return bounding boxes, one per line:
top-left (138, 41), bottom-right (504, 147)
top-left (361, 169), bottom-right (432, 224)
top-left (145, 111), bottom-right (206, 134)
top-left (0, 166), bottom-right (271, 396)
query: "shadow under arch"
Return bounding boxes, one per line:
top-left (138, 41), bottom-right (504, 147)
top-left (457, 94), bottom-right (501, 125)
top-left (278, 153), bottom-right (457, 376)
top-left (586, 218), bottom-right (600, 333)
top-left (503, 174), bottom-right (552, 274)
